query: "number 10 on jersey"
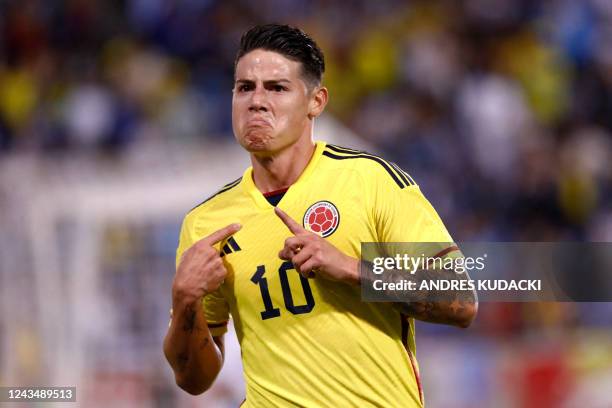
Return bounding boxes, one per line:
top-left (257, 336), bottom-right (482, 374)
top-left (251, 261), bottom-right (315, 320)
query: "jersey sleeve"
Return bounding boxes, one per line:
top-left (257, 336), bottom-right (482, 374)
top-left (176, 215), bottom-right (230, 337)
top-left (375, 184), bottom-right (452, 242)
top-left (372, 168), bottom-right (459, 258)
top-left (176, 216), bottom-right (194, 269)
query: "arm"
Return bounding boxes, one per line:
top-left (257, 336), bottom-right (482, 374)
top-left (372, 180), bottom-right (478, 327)
top-left (367, 259), bottom-right (478, 328)
top-left (327, 255), bottom-right (477, 328)
top-left (163, 223), bottom-right (241, 394)
top-left (396, 284), bottom-right (477, 328)
top-left (274, 208), bottom-right (477, 328)
top-left (163, 298), bottom-right (225, 394)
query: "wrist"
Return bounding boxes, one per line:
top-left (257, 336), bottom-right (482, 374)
top-left (341, 256), bottom-right (360, 286)
top-left (171, 289), bottom-right (200, 312)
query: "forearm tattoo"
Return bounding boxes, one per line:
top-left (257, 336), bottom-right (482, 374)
top-left (175, 305), bottom-right (213, 372)
top-left (182, 305), bottom-right (197, 333)
top-left (364, 264), bottom-right (477, 326)
top-left (177, 352), bottom-right (189, 372)
top-left (398, 266), bottom-right (476, 325)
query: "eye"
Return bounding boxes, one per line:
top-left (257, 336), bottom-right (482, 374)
top-left (273, 85), bottom-right (286, 92)
top-left (237, 84), bottom-right (252, 92)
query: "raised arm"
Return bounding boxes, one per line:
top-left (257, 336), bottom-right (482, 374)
top-left (163, 223), bottom-right (241, 394)
top-left (274, 207), bottom-right (477, 328)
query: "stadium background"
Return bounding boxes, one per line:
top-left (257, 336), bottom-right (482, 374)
top-left (1, 0), bottom-right (611, 406)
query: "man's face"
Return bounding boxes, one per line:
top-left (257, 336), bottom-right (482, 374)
top-left (232, 49), bottom-right (313, 154)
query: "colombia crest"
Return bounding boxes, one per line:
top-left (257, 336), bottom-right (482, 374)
top-left (303, 201), bottom-right (340, 238)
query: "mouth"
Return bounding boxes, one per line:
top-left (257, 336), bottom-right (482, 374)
top-left (246, 117), bottom-right (271, 127)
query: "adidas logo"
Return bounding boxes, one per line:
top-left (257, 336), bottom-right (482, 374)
top-left (221, 236), bottom-right (241, 257)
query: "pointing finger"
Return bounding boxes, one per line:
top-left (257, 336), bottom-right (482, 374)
top-left (200, 223), bottom-right (242, 246)
top-left (275, 207), bottom-right (305, 235)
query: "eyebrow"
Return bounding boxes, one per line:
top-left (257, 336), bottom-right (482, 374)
top-left (235, 79), bottom-right (292, 85)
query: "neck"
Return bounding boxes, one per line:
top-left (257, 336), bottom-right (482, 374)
top-left (251, 138), bottom-right (316, 193)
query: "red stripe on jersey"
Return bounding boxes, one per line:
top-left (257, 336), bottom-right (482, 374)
top-left (263, 187), bottom-right (289, 197)
top-left (432, 245), bottom-right (460, 259)
top-left (207, 321), bottom-right (228, 328)
top-left (425, 245), bottom-right (460, 269)
top-left (401, 315), bottom-right (424, 406)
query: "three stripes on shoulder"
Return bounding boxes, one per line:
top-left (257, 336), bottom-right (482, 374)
top-left (191, 144), bottom-right (416, 214)
top-left (323, 144), bottom-right (416, 189)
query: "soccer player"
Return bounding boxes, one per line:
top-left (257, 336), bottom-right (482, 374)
top-left (163, 24), bottom-right (477, 407)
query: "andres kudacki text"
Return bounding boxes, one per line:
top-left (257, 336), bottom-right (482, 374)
top-left (370, 254), bottom-right (542, 292)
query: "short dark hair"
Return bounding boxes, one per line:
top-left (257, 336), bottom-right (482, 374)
top-left (235, 24), bottom-right (325, 88)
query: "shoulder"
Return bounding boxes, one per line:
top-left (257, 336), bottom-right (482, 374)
top-left (320, 143), bottom-right (416, 189)
top-left (187, 176), bottom-right (243, 217)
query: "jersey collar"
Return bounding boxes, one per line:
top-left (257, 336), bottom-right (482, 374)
top-left (242, 141), bottom-right (327, 210)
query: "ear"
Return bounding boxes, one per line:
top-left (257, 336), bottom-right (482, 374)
top-left (308, 86), bottom-right (328, 119)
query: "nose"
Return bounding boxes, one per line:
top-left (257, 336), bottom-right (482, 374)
top-left (249, 86), bottom-right (268, 112)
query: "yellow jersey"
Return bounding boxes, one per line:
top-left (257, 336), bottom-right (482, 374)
top-left (176, 141), bottom-right (454, 407)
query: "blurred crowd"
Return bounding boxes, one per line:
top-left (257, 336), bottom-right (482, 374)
top-left (1, 0), bottom-right (612, 242)
top-left (1, 1), bottom-right (612, 407)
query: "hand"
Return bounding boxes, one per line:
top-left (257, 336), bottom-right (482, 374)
top-left (275, 207), bottom-right (359, 284)
top-left (173, 223), bottom-right (242, 307)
